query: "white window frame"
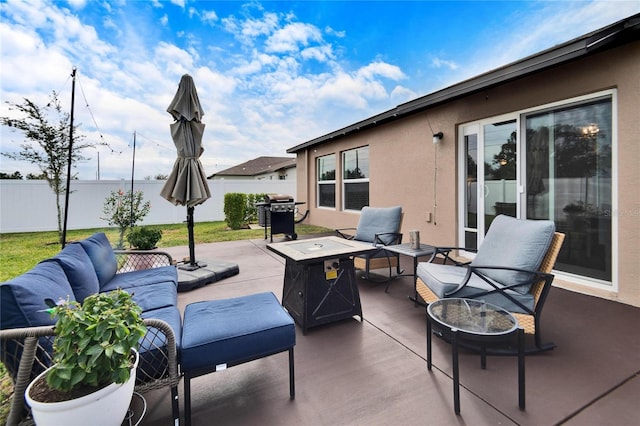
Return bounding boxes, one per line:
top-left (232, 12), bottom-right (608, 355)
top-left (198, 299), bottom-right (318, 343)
top-left (316, 154), bottom-right (336, 209)
top-left (342, 146), bottom-right (370, 211)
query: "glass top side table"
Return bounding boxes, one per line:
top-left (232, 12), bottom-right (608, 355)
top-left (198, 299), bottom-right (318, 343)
top-left (426, 298), bottom-right (525, 414)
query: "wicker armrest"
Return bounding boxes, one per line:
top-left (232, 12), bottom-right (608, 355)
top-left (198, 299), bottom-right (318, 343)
top-left (114, 250), bottom-right (176, 273)
top-left (1, 326), bottom-right (56, 426)
top-left (136, 318), bottom-right (181, 393)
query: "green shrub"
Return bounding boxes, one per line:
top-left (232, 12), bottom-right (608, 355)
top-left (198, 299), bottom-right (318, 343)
top-left (224, 193), bottom-right (247, 229)
top-left (126, 226), bottom-right (162, 250)
top-left (245, 193), bottom-right (267, 224)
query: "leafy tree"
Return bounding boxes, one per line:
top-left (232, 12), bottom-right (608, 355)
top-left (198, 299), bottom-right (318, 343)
top-left (0, 171), bottom-right (23, 179)
top-left (26, 172), bottom-right (47, 180)
top-left (1, 92), bottom-right (97, 246)
top-left (101, 189), bottom-right (152, 249)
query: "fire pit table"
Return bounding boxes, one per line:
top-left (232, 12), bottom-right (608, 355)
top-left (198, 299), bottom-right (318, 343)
top-left (267, 236), bottom-right (377, 333)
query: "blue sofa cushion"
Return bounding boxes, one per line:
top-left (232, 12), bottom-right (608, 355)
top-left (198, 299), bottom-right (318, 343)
top-left (101, 266), bottom-right (178, 292)
top-left (181, 292), bottom-right (295, 373)
top-left (470, 215), bottom-right (555, 294)
top-left (0, 262), bottom-right (76, 329)
top-left (354, 206), bottom-right (402, 245)
top-left (115, 282), bottom-right (177, 313)
top-left (77, 232), bottom-right (117, 288)
top-left (46, 243), bottom-right (99, 303)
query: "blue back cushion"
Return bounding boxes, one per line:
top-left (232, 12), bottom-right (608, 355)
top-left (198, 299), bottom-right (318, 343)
top-left (471, 215), bottom-right (555, 294)
top-left (47, 243), bottom-right (99, 303)
top-left (354, 206), bottom-right (402, 245)
top-left (0, 261), bottom-right (76, 329)
top-left (77, 233), bottom-right (117, 287)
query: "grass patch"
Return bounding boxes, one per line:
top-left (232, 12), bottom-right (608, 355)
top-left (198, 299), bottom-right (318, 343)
top-left (0, 221), bottom-right (331, 281)
top-left (0, 221), bottom-right (331, 423)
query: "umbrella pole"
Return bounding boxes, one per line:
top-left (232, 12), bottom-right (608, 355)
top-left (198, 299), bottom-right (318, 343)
top-left (187, 206), bottom-right (196, 266)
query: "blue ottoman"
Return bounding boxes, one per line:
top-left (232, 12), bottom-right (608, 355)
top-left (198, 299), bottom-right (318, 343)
top-left (181, 292), bottom-right (296, 425)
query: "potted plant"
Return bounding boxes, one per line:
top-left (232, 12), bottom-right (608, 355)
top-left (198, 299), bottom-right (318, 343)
top-left (25, 289), bottom-right (147, 426)
top-left (126, 226), bottom-right (163, 250)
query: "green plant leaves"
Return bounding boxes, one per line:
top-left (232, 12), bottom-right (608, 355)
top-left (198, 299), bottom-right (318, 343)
top-left (46, 289), bottom-right (146, 392)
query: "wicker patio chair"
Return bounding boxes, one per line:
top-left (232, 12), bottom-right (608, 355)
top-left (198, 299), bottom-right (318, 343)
top-left (415, 215), bottom-right (565, 353)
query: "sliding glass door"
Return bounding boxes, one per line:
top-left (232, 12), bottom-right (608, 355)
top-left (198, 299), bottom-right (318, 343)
top-left (459, 93), bottom-right (614, 284)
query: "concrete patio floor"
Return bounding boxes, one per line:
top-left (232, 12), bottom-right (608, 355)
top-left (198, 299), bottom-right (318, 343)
top-left (140, 234), bottom-right (639, 426)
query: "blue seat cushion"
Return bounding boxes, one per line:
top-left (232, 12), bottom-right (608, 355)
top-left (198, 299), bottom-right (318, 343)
top-left (1, 261), bottom-right (76, 329)
top-left (470, 215), bottom-right (555, 294)
top-left (77, 233), bottom-right (117, 287)
top-left (46, 243), bottom-right (99, 303)
top-left (101, 266), bottom-right (178, 292)
top-left (354, 206), bottom-right (402, 245)
top-left (181, 292), bottom-right (295, 373)
top-left (110, 282), bottom-right (177, 313)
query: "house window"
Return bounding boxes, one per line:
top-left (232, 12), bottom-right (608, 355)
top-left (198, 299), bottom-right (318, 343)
top-left (458, 92), bottom-right (614, 284)
top-left (317, 154), bottom-right (336, 208)
top-left (343, 146), bottom-right (369, 210)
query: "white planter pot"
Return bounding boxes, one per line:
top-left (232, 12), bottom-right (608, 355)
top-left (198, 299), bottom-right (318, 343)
top-left (26, 349), bottom-right (139, 426)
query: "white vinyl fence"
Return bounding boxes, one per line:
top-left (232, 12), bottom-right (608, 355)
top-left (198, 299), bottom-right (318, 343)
top-left (0, 179), bottom-right (296, 233)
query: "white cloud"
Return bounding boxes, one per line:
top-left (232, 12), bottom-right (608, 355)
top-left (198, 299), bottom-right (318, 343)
top-left (431, 58), bottom-right (459, 71)
top-left (160, 14), bottom-right (168, 27)
top-left (201, 10), bottom-right (218, 25)
top-left (265, 22), bottom-right (322, 53)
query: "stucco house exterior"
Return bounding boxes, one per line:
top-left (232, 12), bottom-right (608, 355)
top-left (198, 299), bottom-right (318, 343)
top-left (287, 15), bottom-right (640, 307)
top-left (208, 156), bottom-right (296, 181)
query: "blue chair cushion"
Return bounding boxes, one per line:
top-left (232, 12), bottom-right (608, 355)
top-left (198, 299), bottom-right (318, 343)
top-left (354, 206), bottom-right (402, 245)
top-left (77, 233), bottom-right (117, 287)
top-left (181, 292), bottom-right (295, 373)
top-left (102, 266), bottom-right (178, 292)
top-left (47, 243), bottom-right (99, 303)
top-left (0, 261), bottom-right (76, 329)
top-left (470, 215), bottom-right (555, 294)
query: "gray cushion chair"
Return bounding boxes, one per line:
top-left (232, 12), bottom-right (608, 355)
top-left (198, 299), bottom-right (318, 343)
top-left (415, 215), bottom-right (565, 353)
top-left (336, 206), bottom-right (403, 290)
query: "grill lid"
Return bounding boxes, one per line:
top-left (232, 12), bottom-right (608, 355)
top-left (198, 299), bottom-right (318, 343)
top-left (265, 194), bottom-right (294, 203)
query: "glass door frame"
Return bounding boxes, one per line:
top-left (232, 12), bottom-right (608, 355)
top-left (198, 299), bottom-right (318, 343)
top-left (457, 113), bottom-right (520, 253)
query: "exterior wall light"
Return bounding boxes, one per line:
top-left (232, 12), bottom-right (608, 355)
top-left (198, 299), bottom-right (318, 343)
top-left (432, 132), bottom-right (443, 144)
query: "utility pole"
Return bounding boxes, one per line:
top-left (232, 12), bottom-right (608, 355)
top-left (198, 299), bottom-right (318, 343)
top-left (61, 67), bottom-right (76, 248)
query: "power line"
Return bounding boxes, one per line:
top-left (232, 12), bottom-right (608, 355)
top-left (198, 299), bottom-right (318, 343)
top-left (76, 71), bottom-right (121, 154)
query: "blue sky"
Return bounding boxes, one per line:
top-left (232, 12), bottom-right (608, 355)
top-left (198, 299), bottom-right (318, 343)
top-left (1, 0), bottom-right (638, 180)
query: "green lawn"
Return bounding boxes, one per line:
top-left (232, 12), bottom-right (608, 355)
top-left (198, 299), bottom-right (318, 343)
top-left (0, 221), bottom-right (331, 423)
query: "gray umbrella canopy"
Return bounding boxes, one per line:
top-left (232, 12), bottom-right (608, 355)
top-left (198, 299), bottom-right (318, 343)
top-left (161, 74), bottom-right (211, 269)
top-left (161, 74), bottom-right (211, 207)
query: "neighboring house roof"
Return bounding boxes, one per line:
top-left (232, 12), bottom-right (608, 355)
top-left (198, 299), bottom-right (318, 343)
top-left (208, 156), bottom-right (296, 178)
top-left (287, 13), bottom-right (640, 154)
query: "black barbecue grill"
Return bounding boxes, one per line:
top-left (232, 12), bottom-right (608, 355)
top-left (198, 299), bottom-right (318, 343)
top-left (256, 194), bottom-right (305, 242)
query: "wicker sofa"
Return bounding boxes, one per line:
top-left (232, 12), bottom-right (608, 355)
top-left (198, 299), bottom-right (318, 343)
top-left (0, 232), bottom-right (182, 425)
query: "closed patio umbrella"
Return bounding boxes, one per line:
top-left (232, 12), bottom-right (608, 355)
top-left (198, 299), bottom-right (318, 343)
top-left (161, 74), bottom-right (211, 270)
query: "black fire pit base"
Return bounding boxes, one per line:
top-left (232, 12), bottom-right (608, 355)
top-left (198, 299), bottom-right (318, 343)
top-left (177, 259), bottom-right (240, 292)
